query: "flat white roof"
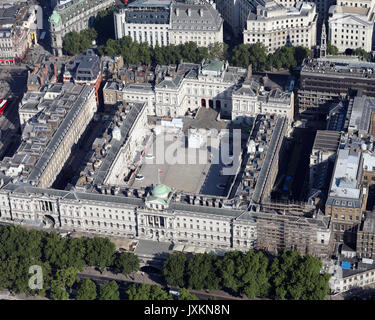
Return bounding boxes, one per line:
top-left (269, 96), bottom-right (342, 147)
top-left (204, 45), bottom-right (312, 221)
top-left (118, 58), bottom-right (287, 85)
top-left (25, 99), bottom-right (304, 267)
top-left (329, 149), bottom-right (361, 199)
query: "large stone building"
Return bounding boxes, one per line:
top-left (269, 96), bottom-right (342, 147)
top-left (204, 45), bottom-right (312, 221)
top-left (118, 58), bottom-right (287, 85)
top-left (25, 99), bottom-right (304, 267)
top-left (243, 1), bottom-right (317, 53)
top-left (1, 83), bottom-right (97, 188)
top-left (0, 181), bottom-right (332, 258)
top-left (216, 0), bottom-right (323, 41)
top-left (0, 3), bottom-right (38, 64)
top-left (328, 0), bottom-right (375, 53)
top-left (114, 0), bottom-right (223, 48)
top-left (49, 0), bottom-right (115, 56)
top-left (103, 60), bottom-right (294, 121)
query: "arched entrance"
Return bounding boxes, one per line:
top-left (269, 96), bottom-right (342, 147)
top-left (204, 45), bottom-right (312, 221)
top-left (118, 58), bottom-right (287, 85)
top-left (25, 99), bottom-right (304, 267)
top-left (201, 99), bottom-right (206, 107)
top-left (209, 100), bottom-right (213, 108)
top-left (43, 215), bottom-right (55, 228)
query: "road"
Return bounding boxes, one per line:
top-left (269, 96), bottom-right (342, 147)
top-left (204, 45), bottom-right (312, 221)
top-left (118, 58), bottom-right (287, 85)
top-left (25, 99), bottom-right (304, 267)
top-left (77, 268), bottom-right (252, 300)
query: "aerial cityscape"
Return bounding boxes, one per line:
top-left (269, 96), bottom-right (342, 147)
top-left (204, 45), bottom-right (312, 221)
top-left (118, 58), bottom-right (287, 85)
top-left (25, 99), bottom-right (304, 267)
top-left (1, 0), bottom-right (375, 304)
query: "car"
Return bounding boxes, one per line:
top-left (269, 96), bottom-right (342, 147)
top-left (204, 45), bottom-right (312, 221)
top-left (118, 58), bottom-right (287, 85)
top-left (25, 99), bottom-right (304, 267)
top-left (145, 153), bottom-right (154, 160)
top-left (216, 184), bottom-right (226, 190)
top-left (135, 174), bottom-right (144, 181)
top-left (168, 288), bottom-right (180, 297)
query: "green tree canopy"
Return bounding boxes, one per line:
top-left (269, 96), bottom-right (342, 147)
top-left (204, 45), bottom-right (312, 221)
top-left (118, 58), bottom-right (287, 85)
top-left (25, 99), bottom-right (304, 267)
top-left (50, 279), bottom-right (70, 300)
top-left (269, 250), bottom-right (330, 300)
top-left (327, 41), bottom-right (339, 55)
top-left (354, 48), bottom-right (371, 61)
top-left (186, 253), bottom-right (220, 291)
top-left (178, 288), bottom-right (198, 300)
top-left (162, 253), bottom-right (187, 287)
top-left (112, 252), bottom-right (140, 275)
top-left (76, 279), bottom-right (97, 300)
top-left (99, 280), bottom-right (120, 300)
top-left (219, 250), bottom-right (271, 298)
top-left (208, 42), bottom-right (229, 61)
top-left (63, 28), bottom-right (97, 55)
top-left (126, 283), bottom-right (172, 300)
top-left (85, 237), bottom-right (116, 272)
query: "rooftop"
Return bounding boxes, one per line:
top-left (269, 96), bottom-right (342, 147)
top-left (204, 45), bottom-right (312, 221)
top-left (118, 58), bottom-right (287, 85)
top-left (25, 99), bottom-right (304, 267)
top-left (313, 130), bottom-right (341, 153)
top-left (328, 149), bottom-right (361, 200)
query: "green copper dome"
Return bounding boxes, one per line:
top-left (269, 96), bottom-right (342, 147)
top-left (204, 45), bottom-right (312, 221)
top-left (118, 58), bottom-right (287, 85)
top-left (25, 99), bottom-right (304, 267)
top-left (152, 184), bottom-right (172, 199)
top-left (49, 11), bottom-right (61, 25)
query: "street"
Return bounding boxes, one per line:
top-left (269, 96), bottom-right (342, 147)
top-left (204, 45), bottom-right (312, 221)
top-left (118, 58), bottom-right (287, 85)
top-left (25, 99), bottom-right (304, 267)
top-left (77, 267), bottom-right (260, 301)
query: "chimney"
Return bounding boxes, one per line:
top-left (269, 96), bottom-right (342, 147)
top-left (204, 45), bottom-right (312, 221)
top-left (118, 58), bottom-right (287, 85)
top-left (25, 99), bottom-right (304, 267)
top-left (247, 64), bottom-right (252, 79)
top-left (43, 65), bottom-right (48, 78)
top-left (54, 62), bottom-right (57, 78)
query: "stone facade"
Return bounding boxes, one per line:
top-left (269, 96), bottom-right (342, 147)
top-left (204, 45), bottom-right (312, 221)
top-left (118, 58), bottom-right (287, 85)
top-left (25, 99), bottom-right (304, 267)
top-left (328, 0), bottom-right (375, 52)
top-left (0, 182), bottom-right (332, 258)
top-left (243, 1), bottom-right (317, 53)
top-left (114, 0), bottom-right (223, 48)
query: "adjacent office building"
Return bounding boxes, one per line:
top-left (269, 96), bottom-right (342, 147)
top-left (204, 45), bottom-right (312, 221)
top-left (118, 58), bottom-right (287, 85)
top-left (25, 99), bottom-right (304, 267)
top-left (328, 0), bottom-right (375, 53)
top-left (114, 0), bottom-right (223, 47)
top-left (243, 1), bottom-right (317, 53)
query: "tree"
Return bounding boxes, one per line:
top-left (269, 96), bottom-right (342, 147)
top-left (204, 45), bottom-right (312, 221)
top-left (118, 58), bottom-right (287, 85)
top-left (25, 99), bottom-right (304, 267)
top-left (269, 250), bottom-right (330, 300)
top-left (186, 253), bottom-right (220, 290)
top-left (50, 279), bottom-right (69, 300)
top-left (218, 251), bottom-right (243, 293)
top-left (327, 41), bottom-right (339, 55)
top-left (240, 251), bottom-right (270, 299)
top-left (180, 42), bottom-right (199, 63)
top-left (76, 279), bottom-right (97, 300)
top-left (271, 46), bottom-right (297, 70)
top-left (65, 238), bottom-right (87, 271)
top-left (231, 43), bottom-right (268, 71)
top-left (219, 250), bottom-right (270, 299)
top-left (152, 44), bottom-right (166, 65)
top-left (231, 44), bottom-right (252, 68)
top-left (208, 42), bottom-right (228, 61)
top-left (99, 281), bottom-right (120, 300)
top-left (63, 28), bottom-right (97, 55)
top-left (294, 46), bottom-right (311, 65)
top-left (93, 6), bottom-right (115, 45)
top-left (162, 253), bottom-right (187, 287)
top-left (63, 31), bottom-right (81, 55)
top-left (138, 42), bottom-right (152, 65)
top-left (354, 48), bottom-right (371, 61)
top-left (85, 237), bottom-right (116, 272)
top-left (126, 283), bottom-right (171, 300)
top-left (178, 288), bottom-right (198, 300)
top-left (112, 252), bottom-right (140, 275)
top-left (54, 267), bottom-right (80, 292)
